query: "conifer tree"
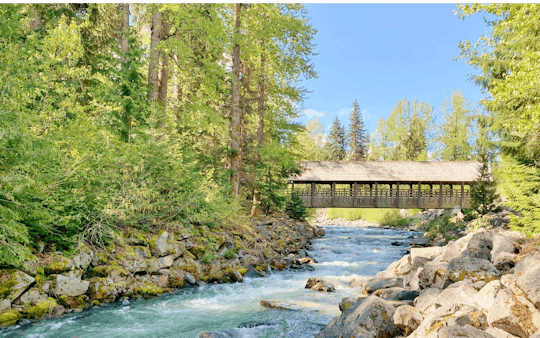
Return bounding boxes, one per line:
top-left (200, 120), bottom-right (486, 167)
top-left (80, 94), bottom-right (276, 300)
top-left (348, 100), bottom-right (367, 161)
top-left (328, 116), bottom-right (347, 160)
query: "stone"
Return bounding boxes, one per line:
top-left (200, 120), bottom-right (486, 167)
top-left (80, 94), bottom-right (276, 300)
top-left (531, 331), bottom-right (540, 338)
top-left (315, 296), bottom-right (401, 338)
top-left (169, 242), bottom-right (186, 259)
top-left (229, 271), bottom-right (243, 283)
top-left (347, 277), bottom-right (365, 288)
top-left (363, 277), bottom-right (403, 294)
top-left (373, 287), bottom-right (419, 301)
top-left (487, 289), bottom-right (540, 338)
top-left (121, 253), bottom-right (147, 273)
top-left (515, 266), bottom-right (540, 309)
top-left (431, 284), bottom-right (478, 313)
top-left (410, 237), bottom-right (431, 247)
top-left (3, 270), bottom-right (35, 302)
top-left (21, 259), bottom-right (39, 276)
top-left (241, 254), bottom-right (260, 267)
top-left (86, 278), bottom-right (118, 303)
top-left (0, 299), bottom-right (10, 313)
top-left (122, 299), bottom-right (130, 306)
top-left (444, 256), bottom-right (500, 286)
top-left (153, 231), bottom-right (170, 257)
top-left (155, 275), bottom-right (168, 288)
top-left (259, 300), bottom-right (300, 311)
top-left (411, 247), bottom-right (444, 265)
top-left (56, 275), bottom-right (90, 297)
top-left (298, 257), bottom-right (317, 264)
top-left (414, 287), bottom-right (442, 314)
top-left (311, 282), bottom-right (335, 292)
top-left (159, 255), bottom-right (174, 269)
top-left (244, 266), bottom-right (265, 278)
top-left (184, 273), bottom-right (196, 285)
top-left (19, 288), bottom-right (47, 305)
top-left (493, 252), bottom-right (517, 273)
top-left (418, 262), bottom-right (449, 289)
top-left (339, 295), bottom-right (368, 312)
top-left (437, 325), bottom-right (496, 338)
top-left (514, 251), bottom-right (540, 276)
top-left (491, 235), bottom-right (517, 259)
top-left (486, 327), bottom-right (520, 338)
top-left (305, 277), bottom-right (323, 289)
top-left (393, 305), bottom-right (423, 335)
top-left (475, 280), bottom-right (503, 312)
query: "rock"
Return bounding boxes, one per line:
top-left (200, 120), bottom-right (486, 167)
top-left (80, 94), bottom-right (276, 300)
top-left (86, 278), bottom-right (118, 303)
top-left (431, 284), bottom-right (477, 312)
top-left (122, 299), bottom-right (130, 306)
top-left (363, 277), bottom-right (403, 294)
top-left (339, 295), bottom-right (368, 312)
top-left (414, 287), bottom-right (442, 314)
top-left (392, 241), bottom-right (405, 246)
top-left (45, 254), bottom-right (73, 274)
top-left (410, 237), bottom-right (431, 247)
top-left (243, 266), bottom-right (265, 278)
top-left (475, 280), bottom-right (503, 312)
top-left (2, 270), bottom-right (35, 302)
top-left (418, 262), bottom-right (449, 289)
top-left (393, 305), bottom-right (423, 335)
top-left (0, 299), bottom-right (10, 312)
top-left (373, 287), bottom-right (419, 301)
top-left (169, 242), bottom-right (186, 259)
top-left (241, 254), bottom-right (260, 267)
top-left (444, 256), bottom-right (500, 286)
top-left (153, 231), bottom-right (170, 257)
top-left (315, 296), bottom-right (401, 338)
top-left (486, 327), bottom-right (520, 338)
top-left (21, 259), bottom-right (39, 276)
top-left (19, 288), bottom-right (47, 305)
top-left (487, 289), bottom-right (540, 338)
top-left (348, 277), bottom-right (365, 288)
top-left (514, 251), bottom-right (540, 276)
top-left (146, 258), bottom-right (161, 274)
top-left (531, 331), bottom-right (540, 338)
top-left (515, 266), bottom-right (540, 309)
top-left (491, 235), bottom-right (517, 259)
top-left (159, 255), bottom-right (174, 269)
top-left (259, 300), bottom-right (299, 311)
top-left (437, 325), bottom-right (496, 338)
top-left (56, 275), bottom-right (89, 297)
top-left (298, 257), bottom-right (317, 264)
top-left (493, 252), bottom-right (517, 272)
top-left (305, 277), bottom-right (323, 289)
top-left (155, 275), bottom-right (168, 288)
top-left (184, 273), bottom-right (196, 285)
top-left (229, 271), bottom-right (243, 283)
top-left (411, 247), bottom-right (444, 265)
top-left (120, 252), bottom-right (147, 273)
top-left (311, 282), bottom-right (335, 292)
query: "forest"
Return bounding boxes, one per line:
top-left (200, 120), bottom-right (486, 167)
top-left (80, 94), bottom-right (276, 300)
top-left (1, 3), bottom-right (540, 269)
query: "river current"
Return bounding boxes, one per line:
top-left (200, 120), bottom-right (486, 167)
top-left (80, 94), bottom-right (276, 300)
top-left (2, 226), bottom-right (418, 338)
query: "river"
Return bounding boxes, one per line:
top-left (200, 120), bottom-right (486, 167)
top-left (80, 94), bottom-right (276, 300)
top-left (1, 226), bottom-right (418, 338)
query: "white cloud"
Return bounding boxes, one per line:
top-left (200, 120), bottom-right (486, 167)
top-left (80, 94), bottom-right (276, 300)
top-left (338, 108), bottom-right (349, 116)
top-left (303, 109), bottom-right (325, 118)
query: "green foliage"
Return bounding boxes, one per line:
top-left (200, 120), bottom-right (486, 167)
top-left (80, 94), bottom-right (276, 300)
top-left (421, 215), bottom-right (459, 241)
top-left (296, 118), bottom-right (329, 161)
top-left (285, 193), bottom-right (307, 220)
top-left (470, 156), bottom-right (499, 215)
top-left (378, 210), bottom-right (410, 227)
top-left (327, 116), bottom-right (347, 160)
top-left (223, 249), bottom-right (236, 259)
top-left (348, 100), bottom-right (367, 161)
top-left (201, 252), bottom-right (218, 264)
top-left (326, 208), bottom-right (421, 225)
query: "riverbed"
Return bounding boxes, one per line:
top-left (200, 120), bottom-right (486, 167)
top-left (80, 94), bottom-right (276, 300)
top-left (1, 226), bottom-right (418, 338)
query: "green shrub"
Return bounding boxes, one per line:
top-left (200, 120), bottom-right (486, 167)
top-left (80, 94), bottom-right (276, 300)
top-left (223, 249), bottom-right (235, 259)
top-left (379, 210), bottom-right (410, 227)
top-left (201, 252), bottom-right (218, 264)
top-left (285, 193), bottom-right (307, 220)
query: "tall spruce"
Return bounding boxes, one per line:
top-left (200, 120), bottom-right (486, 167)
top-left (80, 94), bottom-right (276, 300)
top-left (348, 100), bottom-right (367, 161)
top-left (327, 116), bottom-right (347, 160)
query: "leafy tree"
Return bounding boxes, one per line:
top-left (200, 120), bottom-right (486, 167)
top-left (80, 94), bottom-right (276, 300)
top-left (348, 100), bottom-right (367, 161)
top-left (296, 118), bottom-right (329, 161)
top-left (327, 117), bottom-right (347, 160)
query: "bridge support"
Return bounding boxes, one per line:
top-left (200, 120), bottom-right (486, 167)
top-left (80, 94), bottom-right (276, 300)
top-left (353, 182), bottom-right (357, 207)
top-left (311, 182), bottom-right (315, 207)
top-left (417, 183), bottom-right (421, 208)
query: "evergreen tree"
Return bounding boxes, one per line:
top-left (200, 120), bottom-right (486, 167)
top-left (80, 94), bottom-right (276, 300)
top-left (328, 116), bottom-right (347, 160)
top-left (470, 153), bottom-right (498, 215)
top-left (348, 100), bottom-right (367, 161)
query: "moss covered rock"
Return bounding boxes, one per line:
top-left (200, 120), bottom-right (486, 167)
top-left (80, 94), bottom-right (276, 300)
top-left (45, 254), bottom-right (73, 274)
top-left (0, 309), bottom-right (21, 327)
top-left (0, 269), bottom-right (35, 302)
top-left (25, 297), bottom-right (61, 319)
top-left (58, 295), bottom-right (88, 310)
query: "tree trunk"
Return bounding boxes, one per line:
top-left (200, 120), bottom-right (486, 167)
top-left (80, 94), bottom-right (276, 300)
top-left (257, 52), bottom-right (265, 146)
top-left (157, 18), bottom-right (170, 128)
top-left (231, 3), bottom-right (242, 196)
top-left (148, 10), bottom-right (162, 101)
top-left (120, 4), bottom-right (129, 63)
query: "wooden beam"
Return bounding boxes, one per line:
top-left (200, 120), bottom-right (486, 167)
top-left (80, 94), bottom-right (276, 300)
top-left (311, 182), bottom-right (315, 208)
top-left (417, 183), bottom-right (422, 208)
top-left (396, 183), bottom-right (400, 208)
top-left (353, 182), bottom-right (357, 207)
top-left (291, 182), bottom-right (294, 194)
top-left (460, 182), bottom-right (464, 208)
top-left (332, 182), bottom-right (336, 207)
top-left (439, 183), bottom-right (443, 208)
top-left (375, 182), bottom-right (378, 208)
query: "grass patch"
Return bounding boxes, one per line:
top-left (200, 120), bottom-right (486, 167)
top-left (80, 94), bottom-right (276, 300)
top-left (326, 208), bottom-right (421, 225)
top-left (421, 215), bottom-right (464, 241)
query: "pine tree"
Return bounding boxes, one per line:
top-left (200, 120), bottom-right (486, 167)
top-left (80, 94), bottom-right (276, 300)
top-left (328, 116), bottom-right (347, 160)
top-left (348, 100), bottom-right (367, 161)
top-left (470, 153), bottom-right (498, 215)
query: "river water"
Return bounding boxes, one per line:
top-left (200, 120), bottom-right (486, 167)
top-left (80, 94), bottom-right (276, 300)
top-left (2, 226), bottom-right (418, 338)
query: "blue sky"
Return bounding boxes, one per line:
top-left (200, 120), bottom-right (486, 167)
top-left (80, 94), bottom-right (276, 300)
top-left (298, 4), bottom-right (490, 134)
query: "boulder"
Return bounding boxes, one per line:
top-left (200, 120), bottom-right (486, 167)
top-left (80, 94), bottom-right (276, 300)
top-left (418, 262), bottom-right (449, 289)
top-left (409, 306), bottom-right (485, 338)
top-left (19, 288), bottom-right (47, 305)
top-left (259, 300), bottom-right (300, 311)
top-left (493, 253), bottom-right (517, 273)
top-left (373, 287), bottom-right (419, 301)
top-left (444, 256), bottom-right (500, 286)
top-left (393, 304), bottom-right (423, 335)
top-left (305, 277), bottom-right (324, 289)
top-left (119, 252), bottom-right (147, 273)
top-left (348, 277), bottom-right (365, 288)
top-left (410, 237), bottom-right (431, 247)
top-left (363, 277), bottom-right (403, 294)
top-left (437, 325), bottom-right (496, 338)
top-left (491, 235), bottom-right (517, 259)
top-left (244, 266), bottom-right (265, 278)
top-left (184, 273), bottom-right (197, 285)
top-left (56, 275), bottom-right (90, 297)
top-left (514, 251), bottom-right (540, 276)
top-left (0, 299), bottom-right (10, 312)
top-left (515, 266), bottom-right (540, 309)
top-left (486, 327), bottom-right (520, 338)
top-left (414, 287), bottom-right (442, 314)
top-left (86, 278), bottom-right (118, 303)
top-left (241, 254), bottom-right (260, 267)
top-left (474, 280), bottom-right (503, 312)
top-left (465, 231), bottom-right (494, 261)
top-left (315, 296), bottom-right (401, 338)
top-left (159, 255), bottom-right (174, 269)
top-left (228, 271), bottom-right (243, 283)
top-left (152, 231), bottom-right (170, 257)
top-left (487, 289), bottom-right (540, 338)
top-left (430, 284), bottom-right (478, 313)
top-left (531, 331), bottom-right (540, 338)
top-left (339, 295), bottom-right (368, 312)
top-left (1, 270), bottom-right (35, 302)
top-left (311, 282), bottom-right (335, 292)
top-left (411, 247), bottom-right (444, 266)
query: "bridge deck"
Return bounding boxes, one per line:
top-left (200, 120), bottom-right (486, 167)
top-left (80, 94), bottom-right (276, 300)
top-left (288, 186), bottom-right (470, 209)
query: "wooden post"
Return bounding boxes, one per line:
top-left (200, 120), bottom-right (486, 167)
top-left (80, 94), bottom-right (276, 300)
top-left (375, 182), bottom-right (379, 208)
top-left (353, 182), bottom-right (357, 207)
top-left (460, 182), bottom-right (464, 208)
top-left (439, 183), bottom-right (443, 208)
top-left (417, 183), bottom-right (422, 208)
top-left (332, 182), bottom-right (336, 207)
top-left (396, 183), bottom-right (400, 208)
top-left (311, 182), bottom-right (315, 208)
top-left (291, 182), bottom-right (294, 194)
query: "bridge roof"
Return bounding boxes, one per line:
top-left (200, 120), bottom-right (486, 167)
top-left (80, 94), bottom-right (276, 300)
top-left (289, 161), bottom-right (483, 184)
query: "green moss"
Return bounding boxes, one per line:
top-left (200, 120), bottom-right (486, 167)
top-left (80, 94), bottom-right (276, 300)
top-left (343, 302), bottom-right (351, 310)
top-left (88, 265), bottom-right (128, 278)
top-left (141, 284), bottom-right (164, 296)
top-left (148, 235), bottom-right (158, 249)
top-left (201, 252), bottom-right (217, 264)
top-left (46, 255), bottom-right (71, 273)
top-left (92, 300), bottom-right (100, 306)
top-left (189, 245), bottom-right (206, 259)
top-left (184, 250), bottom-right (196, 260)
top-left (0, 309), bottom-right (21, 327)
top-left (26, 298), bottom-right (58, 319)
top-left (237, 267), bottom-right (248, 275)
top-left (59, 295), bottom-right (87, 309)
top-left (0, 271), bottom-right (16, 299)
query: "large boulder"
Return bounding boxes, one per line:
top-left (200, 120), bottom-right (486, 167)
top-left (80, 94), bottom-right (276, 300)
top-left (348, 277), bottom-right (365, 288)
top-left (1, 270), bottom-right (35, 302)
top-left (315, 296), bottom-right (401, 338)
top-left (152, 231), bottom-right (170, 257)
top-left (515, 266), bottom-right (540, 309)
top-left (411, 247), bottom-right (444, 266)
top-left (430, 283), bottom-right (477, 312)
top-left (363, 277), bottom-right (403, 294)
top-left (444, 256), bottom-right (500, 286)
top-left (305, 277), bottom-right (335, 292)
top-left (373, 287), bottom-right (419, 301)
top-left (493, 253), bottom-right (518, 273)
top-left (464, 231), bottom-right (494, 261)
top-left (414, 287), bottom-right (442, 314)
top-left (418, 262), bottom-right (449, 289)
top-left (437, 325), bottom-right (496, 338)
top-left (410, 237), bottom-right (431, 247)
top-left (487, 289), bottom-right (540, 338)
top-left (486, 327), bottom-right (520, 338)
top-left (19, 288), bottom-right (47, 305)
top-left (56, 275), bottom-right (90, 297)
top-left (491, 235), bottom-right (517, 259)
top-left (514, 251), bottom-right (540, 276)
top-left (393, 304), bottom-right (423, 335)
top-left (474, 280), bottom-right (503, 312)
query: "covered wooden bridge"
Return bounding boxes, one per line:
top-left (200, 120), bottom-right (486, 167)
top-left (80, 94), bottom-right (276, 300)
top-left (287, 161), bottom-right (483, 209)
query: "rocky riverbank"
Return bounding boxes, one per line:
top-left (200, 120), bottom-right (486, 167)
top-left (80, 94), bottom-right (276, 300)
top-left (0, 215), bottom-right (325, 328)
top-left (315, 220), bottom-right (540, 337)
